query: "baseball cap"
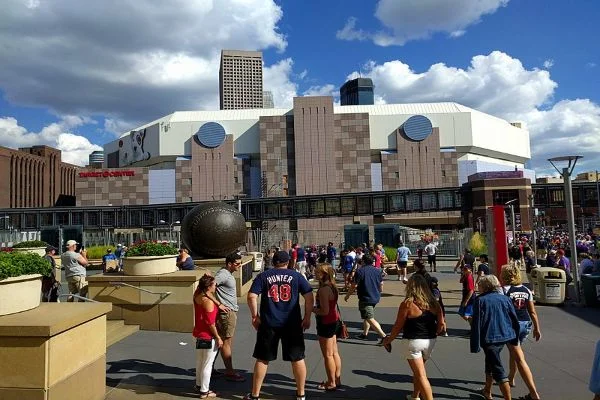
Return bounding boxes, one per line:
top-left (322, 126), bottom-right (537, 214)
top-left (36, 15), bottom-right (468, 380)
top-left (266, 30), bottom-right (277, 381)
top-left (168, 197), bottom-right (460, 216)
top-left (272, 250), bottom-right (290, 265)
top-left (45, 246), bottom-right (56, 253)
top-left (66, 240), bottom-right (78, 247)
top-left (430, 276), bottom-right (439, 284)
top-left (117, 244), bottom-right (123, 247)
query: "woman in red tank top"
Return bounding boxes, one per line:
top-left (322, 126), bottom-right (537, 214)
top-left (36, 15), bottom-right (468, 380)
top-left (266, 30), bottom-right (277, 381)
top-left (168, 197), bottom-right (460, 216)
top-left (312, 263), bottom-right (342, 391)
top-left (193, 274), bottom-right (223, 398)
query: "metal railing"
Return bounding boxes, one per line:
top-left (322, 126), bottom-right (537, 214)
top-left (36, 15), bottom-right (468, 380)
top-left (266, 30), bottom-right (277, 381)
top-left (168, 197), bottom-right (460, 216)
top-left (109, 281), bottom-right (172, 300)
top-left (58, 294), bottom-right (99, 302)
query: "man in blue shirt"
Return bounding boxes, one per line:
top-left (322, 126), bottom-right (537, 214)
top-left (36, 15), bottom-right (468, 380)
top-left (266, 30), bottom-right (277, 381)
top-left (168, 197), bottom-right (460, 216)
top-left (245, 251), bottom-right (314, 400)
top-left (326, 242), bottom-right (337, 270)
top-left (344, 254), bottom-right (387, 343)
top-left (396, 241), bottom-right (412, 283)
top-left (102, 248), bottom-right (118, 273)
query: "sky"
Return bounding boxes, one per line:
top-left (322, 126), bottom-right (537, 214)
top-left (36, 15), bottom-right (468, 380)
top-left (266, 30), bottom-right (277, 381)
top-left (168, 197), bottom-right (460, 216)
top-left (0, 0), bottom-right (599, 176)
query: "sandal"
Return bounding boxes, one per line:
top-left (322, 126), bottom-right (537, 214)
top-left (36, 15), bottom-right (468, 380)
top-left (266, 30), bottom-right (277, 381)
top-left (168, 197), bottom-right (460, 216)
top-left (479, 389), bottom-right (493, 400)
top-left (517, 395), bottom-right (541, 400)
top-left (199, 390), bottom-right (217, 398)
top-left (336, 377), bottom-right (342, 388)
top-left (317, 381), bottom-right (337, 391)
top-left (224, 372), bottom-right (246, 382)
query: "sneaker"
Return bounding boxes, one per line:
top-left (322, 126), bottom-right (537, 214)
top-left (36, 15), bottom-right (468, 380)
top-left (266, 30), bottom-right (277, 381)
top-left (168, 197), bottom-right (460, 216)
top-left (443, 332), bottom-right (449, 337)
top-left (242, 394), bottom-right (260, 400)
top-left (356, 333), bottom-right (368, 340)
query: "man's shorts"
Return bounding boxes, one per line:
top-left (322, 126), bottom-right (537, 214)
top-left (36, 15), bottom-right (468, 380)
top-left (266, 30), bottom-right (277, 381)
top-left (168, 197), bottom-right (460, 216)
top-left (66, 275), bottom-right (88, 300)
top-left (404, 338), bottom-right (437, 360)
top-left (427, 254), bottom-right (436, 264)
top-left (253, 322), bottom-right (305, 362)
top-left (216, 311), bottom-right (238, 338)
top-left (397, 260), bottom-right (408, 268)
top-left (458, 303), bottom-right (473, 318)
top-left (358, 301), bottom-right (376, 320)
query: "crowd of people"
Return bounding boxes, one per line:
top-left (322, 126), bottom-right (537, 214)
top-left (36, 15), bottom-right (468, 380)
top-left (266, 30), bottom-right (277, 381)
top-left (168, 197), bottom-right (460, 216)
top-left (189, 240), bottom-right (566, 400)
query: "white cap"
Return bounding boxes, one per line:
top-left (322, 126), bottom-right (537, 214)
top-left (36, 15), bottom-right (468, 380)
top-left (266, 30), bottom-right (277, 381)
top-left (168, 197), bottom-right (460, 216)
top-left (66, 240), bottom-right (78, 247)
top-left (117, 244), bottom-right (123, 247)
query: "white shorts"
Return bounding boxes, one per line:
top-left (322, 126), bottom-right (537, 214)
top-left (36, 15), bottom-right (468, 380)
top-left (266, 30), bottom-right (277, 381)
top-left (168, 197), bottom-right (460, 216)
top-left (403, 338), bottom-right (436, 360)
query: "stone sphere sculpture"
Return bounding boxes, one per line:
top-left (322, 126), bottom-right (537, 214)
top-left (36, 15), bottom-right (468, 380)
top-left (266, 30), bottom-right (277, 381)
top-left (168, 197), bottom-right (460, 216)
top-left (181, 202), bottom-right (247, 258)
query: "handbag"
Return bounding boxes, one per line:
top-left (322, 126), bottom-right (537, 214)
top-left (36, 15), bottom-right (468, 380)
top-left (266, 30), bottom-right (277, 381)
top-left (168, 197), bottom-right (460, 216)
top-left (335, 305), bottom-right (349, 339)
top-left (196, 338), bottom-right (213, 349)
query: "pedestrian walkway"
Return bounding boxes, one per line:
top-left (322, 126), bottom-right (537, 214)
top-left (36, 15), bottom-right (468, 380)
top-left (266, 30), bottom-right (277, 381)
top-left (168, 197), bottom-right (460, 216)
top-left (105, 261), bottom-right (599, 399)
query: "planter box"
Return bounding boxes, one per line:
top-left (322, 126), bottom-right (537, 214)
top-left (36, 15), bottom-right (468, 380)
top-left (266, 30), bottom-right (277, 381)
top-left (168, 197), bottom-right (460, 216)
top-left (0, 274), bottom-right (42, 316)
top-left (12, 247), bottom-right (46, 256)
top-left (123, 255), bottom-right (178, 276)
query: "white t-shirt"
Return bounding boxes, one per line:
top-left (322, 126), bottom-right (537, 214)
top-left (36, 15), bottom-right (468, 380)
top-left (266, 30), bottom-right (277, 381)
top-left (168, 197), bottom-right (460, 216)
top-left (424, 243), bottom-right (437, 256)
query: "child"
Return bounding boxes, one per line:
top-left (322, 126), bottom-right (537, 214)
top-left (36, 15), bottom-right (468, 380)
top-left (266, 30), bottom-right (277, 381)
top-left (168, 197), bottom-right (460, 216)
top-left (458, 264), bottom-right (475, 326)
top-left (430, 277), bottom-right (448, 336)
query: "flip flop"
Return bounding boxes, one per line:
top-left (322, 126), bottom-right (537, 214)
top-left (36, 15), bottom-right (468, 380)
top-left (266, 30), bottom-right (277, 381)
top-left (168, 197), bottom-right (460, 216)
top-left (224, 372), bottom-right (246, 382)
top-left (479, 389), bottom-right (493, 400)
top-left (317, 382), bottom-right (337, 391)
top-left (199, 390), bottom-right (217, 399)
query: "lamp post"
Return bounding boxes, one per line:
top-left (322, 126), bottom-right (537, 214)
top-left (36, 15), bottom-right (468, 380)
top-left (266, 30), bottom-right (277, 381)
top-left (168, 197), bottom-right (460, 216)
top-left (549, 155), bottom-right (583, 303)
top-left (528, 194), bottom-right (537, 265)
top-left (505, 199), bottom-right (518, 246)
top-left (596, 170), bottom-right (600, 220)
top-left (169, 220), bottom-right (180, 245)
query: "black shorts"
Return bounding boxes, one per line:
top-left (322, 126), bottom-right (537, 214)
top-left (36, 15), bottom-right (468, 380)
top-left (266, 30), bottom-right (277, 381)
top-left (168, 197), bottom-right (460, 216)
top-left (253, 322), bottom-right (305, 362)
top-left (398, 260), bottom-right (408, 268)
top-left (427, 254), bottom-right (436, 264)
top-left (316, 321), bottom-right (338, 339)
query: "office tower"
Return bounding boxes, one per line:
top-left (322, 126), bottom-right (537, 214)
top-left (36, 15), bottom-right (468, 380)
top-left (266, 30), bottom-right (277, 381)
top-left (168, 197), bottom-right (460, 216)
top-left (263, 91), bottom-right (274, 108)
top-left (219, 50), bottom-right (263, 110)
top-left (340, 77), bottom-right (374, 105)
top-left (88, 151), bottom-right (104, 168)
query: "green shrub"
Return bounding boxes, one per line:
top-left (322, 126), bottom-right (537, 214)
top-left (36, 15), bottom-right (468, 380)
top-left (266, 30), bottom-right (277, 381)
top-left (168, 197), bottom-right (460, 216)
top-left (12, 240), bottom-right (49, 249)
top-left (383, 246), bottom-right (397, 262)
top-left (84, 245), bottom-right (114, 260)
top-left (469, 232), bottom-right (488, 256)
top-left (0, 252), bottom-right (53, 280)
top-left (126, 241), bottom-right (178, 257)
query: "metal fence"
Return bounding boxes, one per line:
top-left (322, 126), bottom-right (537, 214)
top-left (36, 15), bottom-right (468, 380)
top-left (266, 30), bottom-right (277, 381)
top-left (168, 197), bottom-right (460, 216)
top-left (246, 228), bottom-right (343, 252)
top-left (398, 227), bottom-right (473, 257)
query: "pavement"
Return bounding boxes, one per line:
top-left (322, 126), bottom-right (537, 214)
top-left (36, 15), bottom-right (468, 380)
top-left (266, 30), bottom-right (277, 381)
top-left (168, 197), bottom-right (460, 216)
top-left (103, 260), bottom-right (600, 400)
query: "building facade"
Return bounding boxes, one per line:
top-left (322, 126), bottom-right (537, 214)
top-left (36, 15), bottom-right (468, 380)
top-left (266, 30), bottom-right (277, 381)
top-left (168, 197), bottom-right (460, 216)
top-left (0, 145), bottom-right (78, 209)
top-left (340, 78), bottom-right (374, 106)
top-left (96, 97), bottom-right (532, 229)
top-left (219, 50), bottom-right (263, 110)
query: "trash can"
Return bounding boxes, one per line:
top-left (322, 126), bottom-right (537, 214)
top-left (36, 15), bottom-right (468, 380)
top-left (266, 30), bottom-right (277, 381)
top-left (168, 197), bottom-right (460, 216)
top-left (581, 274), bottom-right (600, 307)
top-left (247, 252), bottom-right (264, 272)
top-left (530, 267), bottom-right (566, 305)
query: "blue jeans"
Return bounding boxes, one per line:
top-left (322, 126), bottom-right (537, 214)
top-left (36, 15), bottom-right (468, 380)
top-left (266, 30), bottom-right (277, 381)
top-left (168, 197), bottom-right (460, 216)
top-left (518, 320), bottom-right (532, 343)
top-left (482, 343), bottom-right (508, 383)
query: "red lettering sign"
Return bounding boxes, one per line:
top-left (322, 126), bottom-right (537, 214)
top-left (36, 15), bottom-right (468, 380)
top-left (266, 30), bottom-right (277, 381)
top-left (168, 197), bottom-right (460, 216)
top-left (78, 170), bottom-right (136, 179)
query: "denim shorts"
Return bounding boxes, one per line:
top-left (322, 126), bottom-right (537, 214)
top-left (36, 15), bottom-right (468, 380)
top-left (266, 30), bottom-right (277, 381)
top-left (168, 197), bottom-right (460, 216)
top-left (458, 303), bottom-right (473, 318)
top-left (482, 342), bottom-right (509, 383)
top-left (518, 320), bottom-right (532, 343)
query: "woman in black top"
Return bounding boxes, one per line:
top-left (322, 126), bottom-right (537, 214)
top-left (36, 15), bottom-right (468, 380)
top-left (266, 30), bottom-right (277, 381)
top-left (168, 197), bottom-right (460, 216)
top-left (382, 274), bottom-right (445, 400)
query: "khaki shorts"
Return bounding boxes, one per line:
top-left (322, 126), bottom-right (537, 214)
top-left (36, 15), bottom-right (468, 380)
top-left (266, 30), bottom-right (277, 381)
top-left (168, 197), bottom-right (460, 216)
top-left (216, 311), bottom-right (238, 338)
top-left (66, 275), bottom-right (88, 302)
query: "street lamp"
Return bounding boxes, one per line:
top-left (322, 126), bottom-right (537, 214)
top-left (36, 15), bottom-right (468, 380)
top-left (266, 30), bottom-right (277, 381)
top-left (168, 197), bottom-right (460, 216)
top-left (548, 155), bottom-right (583, 303)
top-left (505, 199), bottom-right (518, 246)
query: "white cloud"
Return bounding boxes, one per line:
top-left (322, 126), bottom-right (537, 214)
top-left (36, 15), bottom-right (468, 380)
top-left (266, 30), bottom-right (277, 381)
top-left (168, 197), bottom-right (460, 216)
top-left (0, 116), bottom-right (102, 166)
top-left (349, 51), bottom-right (600, 175)
top-left (263, 58), bottom-right (299, 108)
top-left (0, 0), bottom-right (286, 125)
top-left (543, 59), bottom-right (554, 69)
top-left (586, 62), bottom-right (597, 68)
top-left (338, 0), bottom-right (509, 46)
top-left (302, 84), bottom-right (337, 98)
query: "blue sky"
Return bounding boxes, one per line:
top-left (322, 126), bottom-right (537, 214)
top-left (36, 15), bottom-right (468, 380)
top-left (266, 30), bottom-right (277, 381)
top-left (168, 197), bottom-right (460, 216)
top-left (0, 0), bottom-right (599, 174)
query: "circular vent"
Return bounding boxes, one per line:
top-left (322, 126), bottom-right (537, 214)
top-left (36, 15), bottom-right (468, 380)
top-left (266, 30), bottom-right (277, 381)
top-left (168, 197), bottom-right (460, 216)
top-left (402, 115), bottom-right (433, 141)
top-left (196, 122), bottom-right (226, 148)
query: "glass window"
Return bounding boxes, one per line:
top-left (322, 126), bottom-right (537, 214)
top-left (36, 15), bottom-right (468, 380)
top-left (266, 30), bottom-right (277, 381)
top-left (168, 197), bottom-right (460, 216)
top-left (454, 192), bottom-right (462, 207)
top-left (373, 197), bottom-right (386, 214)
top-left (56, 213), bottom-right (68, 226)
top-left (71, 212), bottom-right (82, 226)
top-left (295, 200), bottom-right (308, 216)
top-left (102, 211), bottom-right (114, 226)
top-left (280, 201), bottom-right (293, 217)
top-left (583, 188), bottom-right (598, 208)
top-left (310, 199), bottom-right (325, 216)
top-left (389, 194), bottom-right (405, 212)
top-left (142, 210), bottom-right (154, 226)
top-left (422, 193), bottom-right (437, 210)
top-left (247, 203), bottom-right (260, 220)
top-left (130, 210), bottom-right (141, 226)
top-left (549, 189), bottom-right (564, 206)
top-left (406, 193), bottom-right (421, 211)
top-left (25, 213), bottom-right (37, 228)
top-left (534, 188), bottom-right (547, 206)
top-left (86, 212), bottom-right (99, 226)
top-left (438, 191), bottom-right (454, 209)
top-left (41, 213), bottom-right (53, 226)
top-left (263, 203), bottom-right (278, 219)
top-left (492, 190), bottom-right (519, 206)
top-left (325, 199), bottom-right (340, 216)
top-left (340, 198), bottom-right (355, 214)
top-left (357, 197), bottom-right (371, 214)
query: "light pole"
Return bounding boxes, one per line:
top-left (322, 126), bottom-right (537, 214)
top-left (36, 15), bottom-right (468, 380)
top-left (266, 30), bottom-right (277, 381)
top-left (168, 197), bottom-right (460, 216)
top-left (505, 199), bottom-right (518, 245)
top-left (528, 193), bottom-right (538, 265)
top-left (549, 155), bottom-right (583, 303)
top-left (596, 170), bottom-right (600, 220)
top-left (169, 220), bottom-right (180, 244)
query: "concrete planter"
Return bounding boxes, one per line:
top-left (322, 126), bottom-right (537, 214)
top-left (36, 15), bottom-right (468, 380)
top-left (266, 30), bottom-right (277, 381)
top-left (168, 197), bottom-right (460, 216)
top-left (0, 274), bottom-right (42, 316)
top-left (123, 255), bottom-right (178, 276)
top-left (12, 247), bottom-right (46, 256)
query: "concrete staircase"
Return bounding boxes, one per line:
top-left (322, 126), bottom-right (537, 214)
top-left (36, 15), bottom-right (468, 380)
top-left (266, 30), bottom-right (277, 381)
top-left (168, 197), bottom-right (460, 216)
top-left (106, 320), bottom-right (139, 347)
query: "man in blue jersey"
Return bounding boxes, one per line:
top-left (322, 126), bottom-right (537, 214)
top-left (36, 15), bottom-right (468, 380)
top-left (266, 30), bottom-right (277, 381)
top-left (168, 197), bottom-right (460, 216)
top-left (244, 251), bottom-right (314, 400)
top-left (396, 241), bottom-right (412, 283)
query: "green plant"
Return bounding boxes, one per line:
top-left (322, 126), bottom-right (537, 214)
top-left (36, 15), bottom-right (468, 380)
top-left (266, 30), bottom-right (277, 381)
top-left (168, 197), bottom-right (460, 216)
top-left (469, 232), bottom-right (488, 256)
top-left (125, 241), bottom-right (178, 257)
top-left (0, 252), bottom-right (53, 280)
top-left (12, 240), bottom-right (49, 249)
top-left (84, 245), bottom-right (114, 260)
top-left (383, 246), bottom-right (397, 262)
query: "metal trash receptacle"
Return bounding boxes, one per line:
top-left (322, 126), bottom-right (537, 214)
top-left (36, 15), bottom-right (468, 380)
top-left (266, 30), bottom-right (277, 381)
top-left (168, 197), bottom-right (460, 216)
top-left (581, 274), bottom-right (600, 307)
top-left (530, 267), bottom-right (566, 305)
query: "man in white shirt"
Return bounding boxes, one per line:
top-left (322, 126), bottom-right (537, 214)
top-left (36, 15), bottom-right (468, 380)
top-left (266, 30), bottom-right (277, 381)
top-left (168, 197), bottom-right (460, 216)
top-left (424, 242), bottom-right (438, 272)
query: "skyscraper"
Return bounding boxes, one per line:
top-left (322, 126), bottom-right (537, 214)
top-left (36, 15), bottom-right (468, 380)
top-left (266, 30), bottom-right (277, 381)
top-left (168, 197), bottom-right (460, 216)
top-left (219, 50), bottom-right (263, 110)
top-left (340, 78), bottom-right (374, 106)
top-left (263, 90), bottom-right (274, 108)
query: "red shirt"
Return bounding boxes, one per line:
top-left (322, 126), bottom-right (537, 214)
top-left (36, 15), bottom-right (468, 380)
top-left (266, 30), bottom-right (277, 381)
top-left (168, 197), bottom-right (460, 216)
top-left (374, 253), bottom-right (382, 268)
top-left (193, 296), bottom-right (218, 340)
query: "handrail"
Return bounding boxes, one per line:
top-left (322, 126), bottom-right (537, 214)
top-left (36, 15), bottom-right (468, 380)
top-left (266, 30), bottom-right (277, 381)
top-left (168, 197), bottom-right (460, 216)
top-left (58, 294), bottom-right (99, 303)
top-left (109, 281), bottom-right (172, 299)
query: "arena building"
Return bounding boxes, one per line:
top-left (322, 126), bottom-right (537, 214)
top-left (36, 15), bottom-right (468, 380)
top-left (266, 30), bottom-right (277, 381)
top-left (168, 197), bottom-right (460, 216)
top-left (78, 97), bottom-right (534, 230)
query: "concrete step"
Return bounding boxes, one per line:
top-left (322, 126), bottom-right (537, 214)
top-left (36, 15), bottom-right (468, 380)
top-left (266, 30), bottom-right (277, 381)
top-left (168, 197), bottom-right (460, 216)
top-left (106, 319), bottom-right (139, 347)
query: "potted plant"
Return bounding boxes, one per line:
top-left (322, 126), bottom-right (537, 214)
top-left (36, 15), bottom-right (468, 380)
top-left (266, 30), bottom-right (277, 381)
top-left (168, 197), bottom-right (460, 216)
top-left (12, 240), bottom-right (49, 256)
top-left (122, 241), bottom-right (179, 276)
top-left (0, 252), bottom-right (52, 315)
